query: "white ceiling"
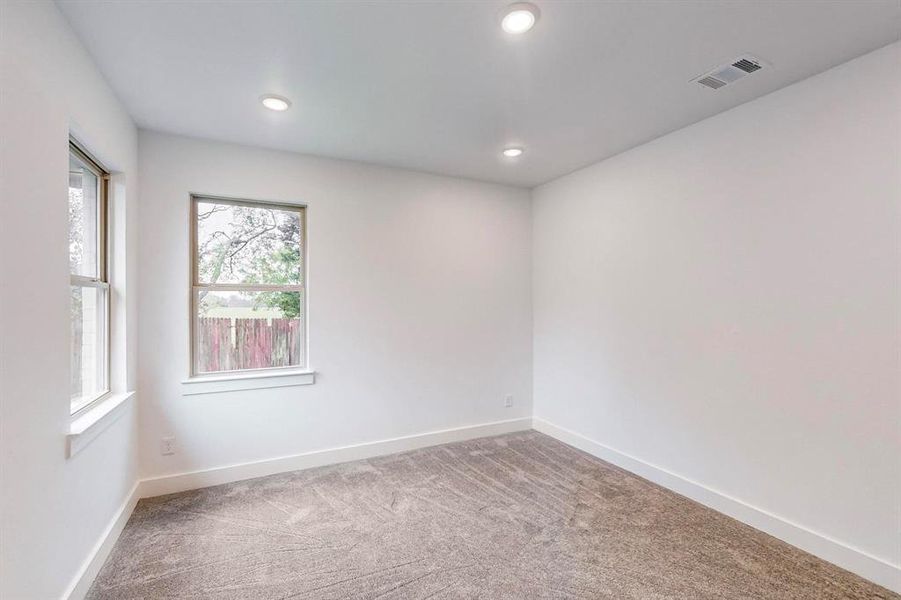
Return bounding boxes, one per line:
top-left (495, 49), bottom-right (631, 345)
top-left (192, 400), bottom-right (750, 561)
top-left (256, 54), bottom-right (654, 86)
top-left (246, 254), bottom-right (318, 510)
top-left (57, 0), bottom-right (900, 188)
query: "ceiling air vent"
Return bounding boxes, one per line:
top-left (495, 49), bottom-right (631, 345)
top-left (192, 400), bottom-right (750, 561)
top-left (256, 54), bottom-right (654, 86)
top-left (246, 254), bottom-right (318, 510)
top-left (697, 76), bottom-right (727, 90)
top-left (732, 58), bottom-right (761, 73)
top-left (694, 55), bottom-right (765, 90)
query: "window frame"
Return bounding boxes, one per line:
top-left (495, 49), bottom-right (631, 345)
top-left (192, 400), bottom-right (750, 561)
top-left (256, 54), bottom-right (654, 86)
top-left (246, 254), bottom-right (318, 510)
top-left (69, 140), bottom-right (111, 415)
top-left (189, 194), bottom-right (307, 378)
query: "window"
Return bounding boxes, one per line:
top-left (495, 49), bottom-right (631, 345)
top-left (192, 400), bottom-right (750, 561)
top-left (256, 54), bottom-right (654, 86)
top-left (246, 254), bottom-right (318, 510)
top-left (69, 142), bottom-right (110, 413)
top-left (191, 197), bottom-right (306, 375)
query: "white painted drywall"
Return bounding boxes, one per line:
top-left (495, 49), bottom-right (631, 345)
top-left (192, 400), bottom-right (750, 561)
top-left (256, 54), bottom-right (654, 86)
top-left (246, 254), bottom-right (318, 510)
top-left (0, 1), bottom-right (140, 598)
top-left (137, 131), bottom-right (532, 479)
top-left (533, 41), bottom-right (901, 574)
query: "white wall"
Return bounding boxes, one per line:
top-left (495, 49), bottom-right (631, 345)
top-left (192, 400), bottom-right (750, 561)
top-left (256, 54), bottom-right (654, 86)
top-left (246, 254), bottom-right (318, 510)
top-left (137, 131), bottom-right (532, 479)
top-left (0, 1), bottom-right (140, 598)
top-left (533, 41), bottom-right (900, 583)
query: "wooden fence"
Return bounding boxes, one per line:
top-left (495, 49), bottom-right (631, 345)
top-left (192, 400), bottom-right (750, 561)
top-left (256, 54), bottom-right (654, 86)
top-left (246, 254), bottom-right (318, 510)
top-left (197, 317), bottom-right (302, 373)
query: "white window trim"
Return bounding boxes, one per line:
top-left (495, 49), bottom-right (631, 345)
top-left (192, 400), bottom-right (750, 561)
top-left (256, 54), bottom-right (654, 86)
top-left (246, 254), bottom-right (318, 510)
top-left (67, 391), bottom-right (135, 458)
top-left (181, 369), bottom-right (315, 396)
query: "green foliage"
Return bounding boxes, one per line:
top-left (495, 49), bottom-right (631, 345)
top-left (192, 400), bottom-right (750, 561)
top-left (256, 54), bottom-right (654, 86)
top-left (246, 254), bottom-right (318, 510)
top-left (257, 290), bottom-right (301, 319)
top-left (254, 246), bottom-right (302, 318)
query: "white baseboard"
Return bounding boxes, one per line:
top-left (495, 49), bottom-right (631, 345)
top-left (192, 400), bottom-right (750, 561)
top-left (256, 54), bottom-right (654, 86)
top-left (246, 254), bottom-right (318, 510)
top-left (138, 416), bottom-right (533, 498)
top-left (62, 481), bottom-right (140, 600)
top-left (532, 417), bottom-right (901, 594)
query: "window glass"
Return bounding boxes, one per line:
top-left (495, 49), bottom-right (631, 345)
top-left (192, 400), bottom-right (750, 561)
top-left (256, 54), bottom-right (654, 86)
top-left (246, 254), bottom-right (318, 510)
top-left (69, 153), bottom-right (100, 278)
top-left (69, 144), bottom-right (109, 412)
top-left (196, 200), bottom-right (302, 286)
top-left (192, 198), bottom-right (305, 375)
top-left (195, 290), bottom-right (304, 373)
top-left (70, 285), bottom-right (107, 403)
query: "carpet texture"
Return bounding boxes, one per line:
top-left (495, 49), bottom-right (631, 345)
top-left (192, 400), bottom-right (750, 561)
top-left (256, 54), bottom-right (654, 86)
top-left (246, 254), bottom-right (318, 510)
top-left (88, 432), bottom-right (897, 599)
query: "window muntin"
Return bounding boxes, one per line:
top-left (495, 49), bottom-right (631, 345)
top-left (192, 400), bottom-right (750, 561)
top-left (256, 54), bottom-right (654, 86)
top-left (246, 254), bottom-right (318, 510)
top-left (191, 197), bottom-right (305, 375)
top-left (69, 143), bottom-right (109, 413)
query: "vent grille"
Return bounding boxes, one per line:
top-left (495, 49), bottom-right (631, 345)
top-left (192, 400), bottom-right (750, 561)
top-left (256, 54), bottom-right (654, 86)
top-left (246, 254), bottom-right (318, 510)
top-left (693, 55), bottom-right (766, 90)
top-left (697, 76), bottom-right (727, 90)
top-left (732, 58), bottom-right (761, 73)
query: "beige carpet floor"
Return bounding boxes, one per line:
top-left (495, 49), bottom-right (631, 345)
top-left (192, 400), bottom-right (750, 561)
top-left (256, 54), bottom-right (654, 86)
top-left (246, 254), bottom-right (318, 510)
top-left (88, 431), bottom-right (897, 599)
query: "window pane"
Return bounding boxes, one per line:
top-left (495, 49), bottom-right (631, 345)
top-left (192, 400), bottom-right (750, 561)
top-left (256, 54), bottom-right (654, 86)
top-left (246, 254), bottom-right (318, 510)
top-left (69, 153), bottom-right (100, 277)
top-left (71, 285), bottom-right (107, 410)
top-left (195, 290), bottom-right (303, 374)
top-left (196, 200), bottom-right (302, 286)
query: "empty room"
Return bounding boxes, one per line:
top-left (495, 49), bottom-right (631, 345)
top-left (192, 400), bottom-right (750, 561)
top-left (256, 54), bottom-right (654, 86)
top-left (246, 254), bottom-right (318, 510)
top-left (1, 0), bottom-right (899, 598)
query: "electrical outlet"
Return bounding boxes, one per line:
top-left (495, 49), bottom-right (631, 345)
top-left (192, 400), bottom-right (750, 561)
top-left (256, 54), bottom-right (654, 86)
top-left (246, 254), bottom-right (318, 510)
top-left (161, 436), bottom-right (176, 456)
top-left (504, 395), bottom-right (513, 408)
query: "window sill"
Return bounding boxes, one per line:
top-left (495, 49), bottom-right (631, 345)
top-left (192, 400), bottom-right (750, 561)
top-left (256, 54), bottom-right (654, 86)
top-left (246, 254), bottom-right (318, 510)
top-left (67, 391), bottom-right (135, 458)
top-left (181, 369), bottom-right (316, 396)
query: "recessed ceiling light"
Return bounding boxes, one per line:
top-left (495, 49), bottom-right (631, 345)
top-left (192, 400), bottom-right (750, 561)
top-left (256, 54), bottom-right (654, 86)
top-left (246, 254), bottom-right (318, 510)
top-left (503, 147), bottom-right (524, 158)
top-left (261, 95), bottom-right (291, 111)
top-left (501, 3), bottom-right (540, 34)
